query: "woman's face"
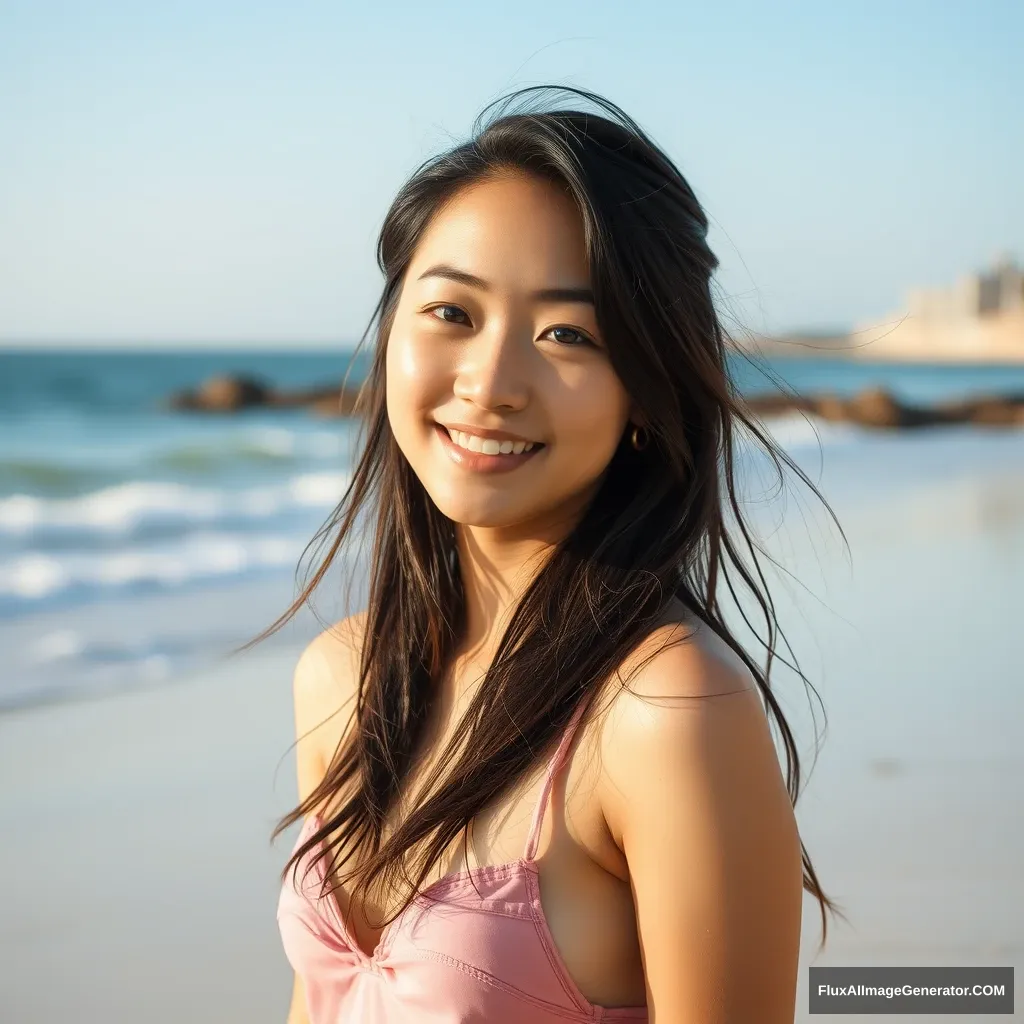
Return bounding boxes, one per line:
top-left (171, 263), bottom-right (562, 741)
top-left (385, 171), bottom-right (635, 535)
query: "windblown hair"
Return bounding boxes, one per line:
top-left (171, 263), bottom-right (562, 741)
top-left (259, 84), bottom-right (848, 951)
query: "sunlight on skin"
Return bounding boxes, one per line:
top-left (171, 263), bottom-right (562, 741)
top-left (385, 171), bottom-right (638, 660)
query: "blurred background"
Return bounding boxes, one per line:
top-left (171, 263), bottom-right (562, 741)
top-left (1, 2), bottom-right (1021, 1022)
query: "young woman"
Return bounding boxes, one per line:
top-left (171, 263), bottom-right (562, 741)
top-left (269, 85), bottom-right (844, 1023)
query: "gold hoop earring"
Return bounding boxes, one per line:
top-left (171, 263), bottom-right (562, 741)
top-left (630, 424), bottom-right (650, 451)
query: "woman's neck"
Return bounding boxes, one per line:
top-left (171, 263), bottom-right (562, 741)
top-left (454, 529), bottom-right (551, 667)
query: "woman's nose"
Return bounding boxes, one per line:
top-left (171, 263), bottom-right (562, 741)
top-left (451, 329), bottom-right (531, 411)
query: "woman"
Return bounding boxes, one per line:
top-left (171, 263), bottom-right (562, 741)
top-left (268, 85), bottom-right (844, 1023)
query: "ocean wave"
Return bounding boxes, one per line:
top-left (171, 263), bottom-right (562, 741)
top-left (3, 623), bottom-right (262, 712)
top-left (0, 425), bottom-right (350, 494)
top-left (0, 471), bottom-right (350, 540)
top-left (0, 530), bottom-right (305, 609)
top-left (0, 458), bottom-right (117, 496)
top-left (25, 627), bottom-right (227, 669)
top-left (150, 426), bottom-right (348, 470)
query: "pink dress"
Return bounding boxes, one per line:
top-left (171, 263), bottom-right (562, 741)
top-left (277, 701), bottom-right (649, 1022)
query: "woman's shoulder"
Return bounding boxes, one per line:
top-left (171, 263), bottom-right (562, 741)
top-left (294, 610), bottom-right (368, 700)
top-left (291, 611), bottom-right (369, 786)
top-left (594, 599), bottom-right (756, 721)
top-left (591, 600), bottom-right (797, 853)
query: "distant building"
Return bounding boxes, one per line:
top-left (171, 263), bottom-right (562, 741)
top-left (852, 255), bottom-right (1024, 362)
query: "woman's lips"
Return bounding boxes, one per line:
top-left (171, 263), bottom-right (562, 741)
top-left (433, 423), bottom-right (544, 474)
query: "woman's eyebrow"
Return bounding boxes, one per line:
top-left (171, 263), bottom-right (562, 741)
top-left (416, 263), bottom-right (595, 306)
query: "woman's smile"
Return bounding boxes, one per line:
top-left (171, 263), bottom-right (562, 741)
top-left (433, 422), bottom-right (546, 474)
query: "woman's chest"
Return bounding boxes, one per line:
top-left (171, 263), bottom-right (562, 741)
top-left (310, 726), bottom-right (645, 1006)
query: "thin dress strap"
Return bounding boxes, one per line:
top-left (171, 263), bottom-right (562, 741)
top-left (523, 698), bottom-right (591, 862)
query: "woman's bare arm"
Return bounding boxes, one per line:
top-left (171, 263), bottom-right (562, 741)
top-left (598, 630), bottom-right (804, 1023)
top-left (284, 615), bottom-right (364, 1024)
top-left (286, 972), bottom-right (311, 1024)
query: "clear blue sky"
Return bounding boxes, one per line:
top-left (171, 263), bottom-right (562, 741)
top-left (1, 0), bottom-right (1021, 347)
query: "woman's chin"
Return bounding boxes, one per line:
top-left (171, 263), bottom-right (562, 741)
top-left (424, 477), bottom-right (595, 535)
top-left (432, 499), bottom-right (534, 530)
top-left (420, 483), bottom-right (541, 529)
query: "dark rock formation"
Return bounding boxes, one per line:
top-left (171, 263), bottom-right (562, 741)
top-left (165, 376), bottom-right (1024, 429)
top-left (931, 393), bottom-right (1024, 426)
top-left (745, 387), bottom-right (1024, 428)
top-left (166, 375), bottom-right (271, 411)
top-left (164, 375), bottom-right (362, 416)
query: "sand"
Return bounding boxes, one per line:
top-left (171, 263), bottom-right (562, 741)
top-left (2, 425), bottom-right (1022, 1023)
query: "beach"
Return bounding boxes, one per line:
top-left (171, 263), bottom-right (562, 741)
top-left (2, 407), bottom-right (1023, 1022)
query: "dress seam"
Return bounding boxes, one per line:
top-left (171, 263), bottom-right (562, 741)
top-left (419, 948), bottom-right (596, 1021)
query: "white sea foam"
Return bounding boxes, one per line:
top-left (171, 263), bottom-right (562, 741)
top-left (0, 471), bottom-right (350, 539)
top-left (0, 531), bottom-right (304, 606)
top-left (28, 628), bottom-right (87, 663)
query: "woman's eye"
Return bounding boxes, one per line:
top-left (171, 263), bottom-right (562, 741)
top-left (428, 304), bottom-right (469, 325)
top-left (426, 306), bottom-right (594, 347)
top-left (545, 325), bottom-right (594, 347)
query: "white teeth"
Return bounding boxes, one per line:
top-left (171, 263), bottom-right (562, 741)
top-left (446, 428), bottom-right (538, 456)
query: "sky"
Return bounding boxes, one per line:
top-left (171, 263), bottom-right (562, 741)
top-left (1, 0), bottom-right (1021, 348)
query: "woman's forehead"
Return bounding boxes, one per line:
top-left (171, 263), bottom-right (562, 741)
top-left (409, 179), bottom-right (590, 289)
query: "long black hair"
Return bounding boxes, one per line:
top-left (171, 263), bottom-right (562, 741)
top-left (259, 84), bottom-right (847, 952)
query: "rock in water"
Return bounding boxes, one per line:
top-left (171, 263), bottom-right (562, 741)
top-left (845, 387), bottom-right (905, 428)
top-left (198, 375), bottom-right (270, 410)
top-left (166, 375), bottom-right (271, 411)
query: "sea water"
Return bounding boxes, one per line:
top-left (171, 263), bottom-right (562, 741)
top-left (2, 348), bottom-right (1023, 710)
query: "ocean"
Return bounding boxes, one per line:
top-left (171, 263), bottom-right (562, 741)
top-left (3, 348), bottom-right (1024, 712)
